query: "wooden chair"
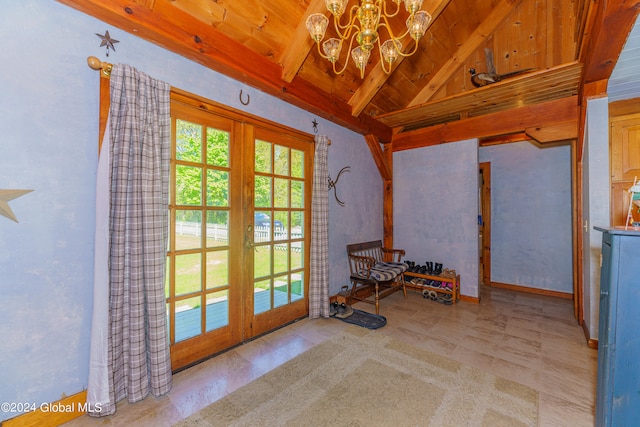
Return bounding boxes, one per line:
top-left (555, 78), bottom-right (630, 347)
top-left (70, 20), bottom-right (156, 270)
top-left (346, 240), bottom-right (408, 314)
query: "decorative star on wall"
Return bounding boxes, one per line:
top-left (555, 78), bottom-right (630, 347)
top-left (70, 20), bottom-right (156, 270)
top-left (0, 189), bottom-right (33, 223)
top-left (96, 30), bottom-right (119, 57)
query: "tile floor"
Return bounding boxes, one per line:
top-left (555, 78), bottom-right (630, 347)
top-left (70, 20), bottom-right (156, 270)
top-left (63, 285), bottom-right (598, 426)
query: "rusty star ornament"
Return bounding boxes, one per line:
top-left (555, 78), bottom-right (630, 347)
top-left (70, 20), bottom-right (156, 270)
top-left (96, 30), bottom-right (119, 57)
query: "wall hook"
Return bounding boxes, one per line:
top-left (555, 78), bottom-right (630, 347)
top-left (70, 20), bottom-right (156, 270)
top-left (239, 90), bottom-right (250, 105)
top-left (328, 166), bottom-right (350, 207)
top-left (312, 119), bottom-right (319, 134)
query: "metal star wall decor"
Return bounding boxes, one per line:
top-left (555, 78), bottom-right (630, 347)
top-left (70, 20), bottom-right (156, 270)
top-left (0, 189), bottom-right (33, 223)
top-left (96, 30), bottom-right (119, 57)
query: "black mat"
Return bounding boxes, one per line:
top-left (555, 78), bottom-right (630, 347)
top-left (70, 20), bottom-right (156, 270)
top-left (332, 308), bottom-right (387, 329)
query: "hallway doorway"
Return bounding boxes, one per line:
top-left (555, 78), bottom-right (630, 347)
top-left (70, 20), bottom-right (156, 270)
top-left (479, 162), bottom-right (491, 286)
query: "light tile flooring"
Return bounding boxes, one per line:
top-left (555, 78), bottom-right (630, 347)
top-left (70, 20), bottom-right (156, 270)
top-left (63, 286), bottom-right (597, 426)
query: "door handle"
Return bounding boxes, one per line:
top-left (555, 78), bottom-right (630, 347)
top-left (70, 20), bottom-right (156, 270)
top-left (246, 224), bottom-right (256, 251)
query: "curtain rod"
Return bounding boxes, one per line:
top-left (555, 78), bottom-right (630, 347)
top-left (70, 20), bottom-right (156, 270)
top-left (87, 56), bottom-right (112, 77)
top-left (88, 55), bottom-right (328, 143)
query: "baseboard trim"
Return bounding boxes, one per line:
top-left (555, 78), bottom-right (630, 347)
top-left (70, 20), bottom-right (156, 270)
top-left (1, 390), bottom-right (87, 427)
top-left (460, 294), bottom-right (480, 304)
top-left (489, 281), bottom-right (573, 299)
top-left (581, 319), bottom-right (599, 349)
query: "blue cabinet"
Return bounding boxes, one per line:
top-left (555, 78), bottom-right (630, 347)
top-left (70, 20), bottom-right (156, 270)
top-left (594, 227), bottom-right (640, 427)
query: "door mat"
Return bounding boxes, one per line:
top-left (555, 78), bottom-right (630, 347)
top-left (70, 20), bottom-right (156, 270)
top-left (332, 308), bottom-right (387, 329)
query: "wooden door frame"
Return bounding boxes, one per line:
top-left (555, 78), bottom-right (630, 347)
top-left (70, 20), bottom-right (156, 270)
top-left (575, 139), bottom-right (585, 328)
top-left (479, 162), bottom-right (491, 286)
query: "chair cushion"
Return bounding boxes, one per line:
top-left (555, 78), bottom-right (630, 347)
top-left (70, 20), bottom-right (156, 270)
top-left (369, 261), bottom-right (408, 282)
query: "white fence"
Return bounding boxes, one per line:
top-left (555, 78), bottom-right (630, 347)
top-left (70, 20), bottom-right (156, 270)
top-left (176, 222), bottom-right (302, 252)
top-left (176, 221), bottom-right (229, 243)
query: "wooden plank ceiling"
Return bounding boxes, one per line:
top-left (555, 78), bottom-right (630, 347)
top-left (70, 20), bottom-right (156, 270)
top-left (58, 0), bottom-right (640, 146)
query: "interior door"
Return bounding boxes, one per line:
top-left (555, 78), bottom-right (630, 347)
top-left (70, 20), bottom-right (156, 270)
top-left (479, 162), bottom-right (491, 286)
top-left (166, 97), bottom-right (312, 370)
top-left (611, 114), bottom-right (640, 182)
top-left (610, 113), bottom-right (640, 227)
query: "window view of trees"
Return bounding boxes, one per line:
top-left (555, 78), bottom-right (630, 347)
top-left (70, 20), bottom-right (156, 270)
top-left (175, 119), bottom-right (229, 225)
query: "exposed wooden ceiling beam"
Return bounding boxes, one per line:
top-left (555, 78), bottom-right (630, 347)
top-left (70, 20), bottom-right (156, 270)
top-left (364, 134), bottom-right (392, 180)
top-left (479, 132), bottom-right (529, 146)
top-left (280, 0), bottom-right (326, 83)
top-left (581, 0), bottom-right (640, 84)
top-left (56, 0), bottom-right (393, 141)
top-left (348, 0), bottom-right (451, 117)
top-left (525, 121), bottom-right (577, 144)
top-left (393, 96), bottom-right (579, 151)
top-left (407, 0), bottom-right (523, 108)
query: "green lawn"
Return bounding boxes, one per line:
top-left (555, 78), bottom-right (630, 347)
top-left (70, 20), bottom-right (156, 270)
top-left (167, 234), bottom-right (303, 299)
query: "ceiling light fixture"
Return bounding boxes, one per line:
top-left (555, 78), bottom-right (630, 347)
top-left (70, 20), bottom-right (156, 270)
top-left (306, 0), bottom-right (431, 78)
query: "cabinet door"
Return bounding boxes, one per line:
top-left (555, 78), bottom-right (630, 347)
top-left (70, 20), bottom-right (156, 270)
top-left (610, 235), bottom-right (640, 426)
top-left (596, 231), bottom-right (640, 426)
top-left (596, 234), bottom-right (614, 427)
top-left (611, 114), bottom-right (640, 182)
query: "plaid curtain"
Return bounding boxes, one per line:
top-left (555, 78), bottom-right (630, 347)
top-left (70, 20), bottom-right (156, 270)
top-left (309, 135), bottom-right (330, 319)
top-left (88, 64), bottom-right (172, 416)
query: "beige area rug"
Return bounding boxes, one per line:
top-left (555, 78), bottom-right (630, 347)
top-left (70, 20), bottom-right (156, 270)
top-left (174, 326), bottom-right (538, 427)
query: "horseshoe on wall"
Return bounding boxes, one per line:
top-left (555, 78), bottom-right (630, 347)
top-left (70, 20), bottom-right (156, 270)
top-left (328, 166), bottom-right (350, 206)
top-left (239, 90), bottom-right (250, 106)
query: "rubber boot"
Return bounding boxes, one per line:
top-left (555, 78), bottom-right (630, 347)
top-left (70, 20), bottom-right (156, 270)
top-left (434, 263), bottom-right (443, 275)
top-left (426, 262), bottom-right (434, 275)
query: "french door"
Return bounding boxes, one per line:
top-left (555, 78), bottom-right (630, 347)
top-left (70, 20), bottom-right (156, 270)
top-left (246, 127), bottom-right (311, 337)
top-left (166, 94), bottom-right (312, 370)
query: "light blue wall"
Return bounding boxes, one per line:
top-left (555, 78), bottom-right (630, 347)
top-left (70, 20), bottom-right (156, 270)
top-left (327, 139), bottom-right (384, 295)
top-left (0, 2), bottom-right (98, 414)
top-left (394, 139), bottom-right (479, 298)
top-left (0, 1), bottom-right (382, 421)
top-left (394, 138), bottom-right (573, 299)
top-left (479, 142), bottom-right (573, 293)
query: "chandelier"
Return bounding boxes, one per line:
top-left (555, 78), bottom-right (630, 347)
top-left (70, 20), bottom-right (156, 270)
top-left (306, 0), bottom-right (431, 78)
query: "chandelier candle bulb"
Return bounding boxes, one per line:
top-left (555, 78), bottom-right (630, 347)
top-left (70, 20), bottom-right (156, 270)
top-left (404, 0), bottom-right (423, 13)
top-left (323, 38), bottom-right (342, 62)
top-left (306, 13), bottom-right (329, 42)
top-left (408, 11), bottom-right (431, 40)
top-left (351, 46), bottom-right (371, 77)
top-left (306, 0), bottom-right (431, 77)
top-left (327, 0), bottom-right (347, 15)
top-left (381, 39), bottom-right (401, 64)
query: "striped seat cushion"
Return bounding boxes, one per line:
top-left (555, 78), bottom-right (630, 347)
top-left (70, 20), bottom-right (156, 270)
top-left (368, 261), bottom-right (408, 282)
